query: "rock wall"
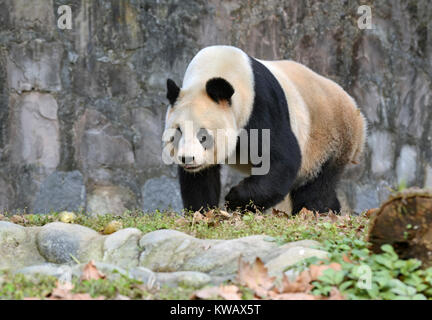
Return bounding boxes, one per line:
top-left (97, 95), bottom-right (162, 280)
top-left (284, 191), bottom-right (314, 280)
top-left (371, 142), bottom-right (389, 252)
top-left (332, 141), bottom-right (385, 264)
top-left (0, 0), bottom-right (431, 214)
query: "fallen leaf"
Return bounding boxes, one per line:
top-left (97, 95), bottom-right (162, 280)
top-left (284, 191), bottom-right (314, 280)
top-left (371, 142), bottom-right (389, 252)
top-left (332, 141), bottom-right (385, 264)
top-left (278, 273), bottom-right (313, 294)
top-left (268, 292), bottom-right (317, 300)
top-left (0, 214), bottom-right (4, 220)
top-left (342, 254), bottom-right (353, 263)
top-left (10, 214), bottom-right (27, 224)
top-left (191, 285), bottom-right (241, 300)
top-left (175, 217), bottom-right (189, 226)
top-left (298, 208), bottom-right (316, 220)
top-left (192, 211), bottom-right (204, 224)
top-left (307, 263), bottom-right (342, 281)
top-left (80, 260), bottom-right (106, 281)
top-left (327, 211), bottom-right (339, 223)
top-left (272, 208), bottom-right (289, 217)
top-left (59, 211), bottom-right (76, 223)
top-left (218, 210), bottom-right (231, 219)
top-left (103, 220), bottom-right (123, 235)
top-left (50, 281), bottom-right (74, 299)
top-left (48, 281), bottom-right (105, 300)
top-left (238, 257), bottom-right (275, 298)
top-left (325, 287), bottom-right (345, 300)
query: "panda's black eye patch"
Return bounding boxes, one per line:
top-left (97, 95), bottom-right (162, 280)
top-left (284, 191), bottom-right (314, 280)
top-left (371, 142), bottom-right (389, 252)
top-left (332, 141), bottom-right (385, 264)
top-left (206, 77), bottom-right (235, 105)
top-left (197, 128), bottom-right (213, 149)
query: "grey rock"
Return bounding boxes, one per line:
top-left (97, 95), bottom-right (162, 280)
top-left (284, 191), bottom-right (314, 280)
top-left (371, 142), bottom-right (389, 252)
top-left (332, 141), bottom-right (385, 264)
top-left (132, 108), bottom-right (164, 170)
top-left (0, 177), bottom-right (13, 211)
top-left (265, 247), bottom-right (328, 277)
top-left (87, 185), bottom-right (137, 216)
top-left (141, 176), bottom-right (183, 213)
top-left (6, 40), bottom-right (62, 92)
top-left (33, 171), bottom-right (86, 214)
top-left (15, 263), bottom-right (73, 283)
top-left (355, 184), bottom-right (380, 213)
top-left (36, 222), bottom-right (104, 264)
top-left (396, 145), bottom-right (418, 185)
top-left (75, 109), bottom-right (135, 171)
top-left (368, 130), bottom-right (395, 176)
top-left (9, 0), bottom-right (56, 34)
top-left (10, 93), bottom-right (60, 171)
top-left (425, 165), bottom-right (432, 188)
top-left (156, 271), bottom-right (212, 288)
top-left (103, 228), bottom-right (142, 268)
top-left (71, 262), bottom-right (129, 280)
top-left (129, 267), bottom-right (157, 286)
top-left (0, 222), bottom-right (45, 270)
top-left (139, 230), bottom-right (286, 276)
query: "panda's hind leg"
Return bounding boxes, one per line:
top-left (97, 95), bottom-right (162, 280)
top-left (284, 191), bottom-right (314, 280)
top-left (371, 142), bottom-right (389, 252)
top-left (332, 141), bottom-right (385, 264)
top-left (291, 160), bottom-right (342, 215)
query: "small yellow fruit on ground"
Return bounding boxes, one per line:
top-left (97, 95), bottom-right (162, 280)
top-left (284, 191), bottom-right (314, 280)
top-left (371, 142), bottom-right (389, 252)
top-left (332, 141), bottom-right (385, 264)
top-left (103, 220), bottom-right (123, 235)
top-left (59, 211), bottom-right (76, 223)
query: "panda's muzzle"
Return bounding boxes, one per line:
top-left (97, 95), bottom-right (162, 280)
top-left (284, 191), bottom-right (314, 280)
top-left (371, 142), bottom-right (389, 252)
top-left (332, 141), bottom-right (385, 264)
top-left (179, 156), bottom-right (194, 165)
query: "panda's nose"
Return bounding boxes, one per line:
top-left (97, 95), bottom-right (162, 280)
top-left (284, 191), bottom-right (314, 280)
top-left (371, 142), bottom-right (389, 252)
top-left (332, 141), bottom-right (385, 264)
top-left (179, 156), bottom-right (194, 164)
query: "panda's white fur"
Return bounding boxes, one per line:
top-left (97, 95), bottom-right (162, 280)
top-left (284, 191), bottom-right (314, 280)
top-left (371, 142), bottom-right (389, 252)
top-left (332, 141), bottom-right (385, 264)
top-left (164, 45), bottom-right (367, 214)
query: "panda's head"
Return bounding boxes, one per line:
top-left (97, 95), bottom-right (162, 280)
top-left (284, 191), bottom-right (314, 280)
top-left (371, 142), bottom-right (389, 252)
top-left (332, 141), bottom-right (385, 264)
top-left (163, 77), bottom-right (238, 172)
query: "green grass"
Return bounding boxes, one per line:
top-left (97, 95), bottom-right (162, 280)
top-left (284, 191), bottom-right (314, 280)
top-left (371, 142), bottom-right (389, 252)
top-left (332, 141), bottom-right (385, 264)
top-left (0, 209), bottom-right (369, 242)
top-left (0, 270), bottom-right (197, 300)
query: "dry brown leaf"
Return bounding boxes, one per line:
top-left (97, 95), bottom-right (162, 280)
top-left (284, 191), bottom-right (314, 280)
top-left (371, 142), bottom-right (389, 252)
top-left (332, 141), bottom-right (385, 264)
top-left (175, 217), bottom-right (189, 226)
top-left (0, 214), bottom-right (5, 220)
top-left (342, 253), bottom-right (353, 263)
top-left (307, 263), bottom-right (342, 281)
top-left (204, 209), bottom-right (215, 220)
top-left (327, 211), bottom-right (339, 223)
top-left (238, 257), bottom-right (275, 297)
top-left (218, 210), bottom-right (231, 219)
top-left (103, 220), bottom-right (123, 235)
top-left (279, 273), bottom-right (313, 294)
top-left (80, 260), bottom-right (106, 281)
top-left (59, 211), bottom-right (76, 223)
top-left (325, 287), bottom-right (345, 300)
top-left (278, 262), bottom-right (342, 296)
top-left (191, 285), bottom-right (241, 300)
top-left (192, 211), bottom-right (204, 224)
top-left (10, 214), bottom-right (27, 224)
top-left (298, 208), bottom-right (316, 220)
top-left (268, 291), bottom-right (317, 300)
top-left (47, 281), bottom-right (105, 300)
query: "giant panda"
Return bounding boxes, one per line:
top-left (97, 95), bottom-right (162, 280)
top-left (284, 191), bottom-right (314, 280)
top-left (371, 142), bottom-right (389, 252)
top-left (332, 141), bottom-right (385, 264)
top-left (163, 45), bottom-right (366, 214)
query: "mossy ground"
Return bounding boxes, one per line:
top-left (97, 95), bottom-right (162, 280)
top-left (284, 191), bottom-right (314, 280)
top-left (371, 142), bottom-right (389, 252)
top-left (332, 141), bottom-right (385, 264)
top-left (0, 210), bottom-right (369, 300)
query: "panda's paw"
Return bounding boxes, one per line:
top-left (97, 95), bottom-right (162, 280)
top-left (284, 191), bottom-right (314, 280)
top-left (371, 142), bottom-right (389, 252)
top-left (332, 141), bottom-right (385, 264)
top-left (225, 186), bottom-right (247, 211)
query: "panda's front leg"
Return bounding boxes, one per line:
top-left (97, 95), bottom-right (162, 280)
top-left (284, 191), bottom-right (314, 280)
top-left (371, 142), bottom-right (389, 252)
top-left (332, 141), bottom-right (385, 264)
top-left (225, 155), bottom-right (300, 212)
top-left (178, 165), bottom-right (221, 212)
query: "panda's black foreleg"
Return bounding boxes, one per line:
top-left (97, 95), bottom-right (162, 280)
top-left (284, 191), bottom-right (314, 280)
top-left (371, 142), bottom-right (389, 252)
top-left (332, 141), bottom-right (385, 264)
top-left (225, 156), bottom-right (300, 212)
top-left (178, 165), bottom-right (221, 212)
top-left (291, 160), bottom-right (342, 214)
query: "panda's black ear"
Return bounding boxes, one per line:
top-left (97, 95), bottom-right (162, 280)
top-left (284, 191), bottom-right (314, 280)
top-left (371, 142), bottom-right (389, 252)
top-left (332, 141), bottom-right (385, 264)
top-left (166, 79), bottom-right (180, 106)
top-left (206, 77), bottom-right (235, 105)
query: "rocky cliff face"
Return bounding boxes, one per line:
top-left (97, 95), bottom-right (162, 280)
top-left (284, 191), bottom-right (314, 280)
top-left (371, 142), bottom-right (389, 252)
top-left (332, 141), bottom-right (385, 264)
top-left (0, 0), bottom-right (431, 214)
